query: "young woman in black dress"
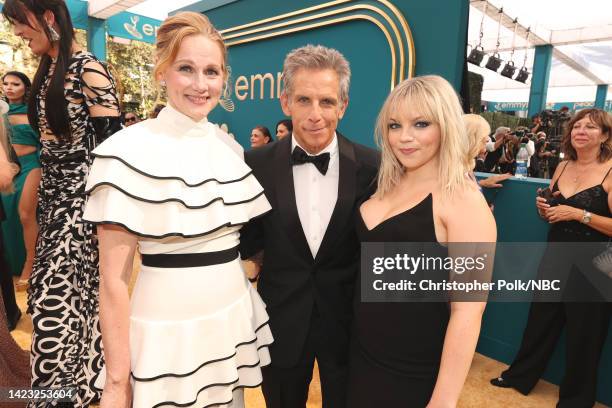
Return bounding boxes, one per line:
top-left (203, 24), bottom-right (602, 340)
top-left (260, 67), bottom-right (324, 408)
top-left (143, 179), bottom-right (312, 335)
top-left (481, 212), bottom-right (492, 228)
top-left (347, 75), bottom-right (496, 407)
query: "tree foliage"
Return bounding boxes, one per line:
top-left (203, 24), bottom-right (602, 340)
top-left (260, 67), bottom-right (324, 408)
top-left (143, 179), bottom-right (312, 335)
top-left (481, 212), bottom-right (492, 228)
top-left (0, 18), bottom-right (158, 118)
top-left (480, 111), bottom-right (531, 131)
top-left (468, 71), bottom-right (484, 113)
top-left (0, 18), bottom-right (40, 80)
top-left (107, 39), bottom-right (159, 118)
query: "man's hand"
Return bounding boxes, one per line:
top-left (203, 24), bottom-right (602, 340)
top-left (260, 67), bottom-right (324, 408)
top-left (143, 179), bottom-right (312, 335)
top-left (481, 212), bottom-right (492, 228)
top-left (242, 260), bottom-right (260, 281)
top-left (243, 251), bottom-right (264, 281)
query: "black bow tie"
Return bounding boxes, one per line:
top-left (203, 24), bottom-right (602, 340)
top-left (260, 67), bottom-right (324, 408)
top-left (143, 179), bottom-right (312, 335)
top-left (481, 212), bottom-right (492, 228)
top-left (291, 146), bottom-right (330, 175)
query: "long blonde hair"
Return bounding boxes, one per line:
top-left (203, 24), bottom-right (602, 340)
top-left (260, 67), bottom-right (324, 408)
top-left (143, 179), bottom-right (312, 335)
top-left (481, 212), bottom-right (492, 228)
top-left (464, 113), bottom-right (491, 169)
top-left (375, 75), bottom-right (471, 197)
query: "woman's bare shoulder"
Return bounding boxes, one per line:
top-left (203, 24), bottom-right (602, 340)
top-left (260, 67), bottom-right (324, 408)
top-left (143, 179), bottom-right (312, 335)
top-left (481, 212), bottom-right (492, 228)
top-left (436, 186), bottom-right (496, 242)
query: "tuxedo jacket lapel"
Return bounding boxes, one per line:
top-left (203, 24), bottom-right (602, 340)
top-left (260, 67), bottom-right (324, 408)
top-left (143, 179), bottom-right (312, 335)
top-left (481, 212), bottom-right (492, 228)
top-left (274, 137), bottom-right (314, 262)
top-left (315, 134), bottom-right (357, 264)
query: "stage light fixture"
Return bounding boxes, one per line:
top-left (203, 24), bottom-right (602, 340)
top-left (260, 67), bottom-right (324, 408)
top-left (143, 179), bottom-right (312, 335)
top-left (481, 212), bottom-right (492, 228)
top-left (485, 53), bottom-right (503, 72)
top-left (467, 46), bottom-right (486, 66)
top-left (501, 61), bottom-right (517, 78)
top-left (515, 67), bottom-right (530, 83)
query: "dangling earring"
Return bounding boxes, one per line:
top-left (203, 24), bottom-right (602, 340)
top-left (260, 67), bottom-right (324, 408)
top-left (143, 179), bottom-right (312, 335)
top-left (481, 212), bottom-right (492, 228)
top-left (48, 25), bottom-right (60, 42)
top-left (160, 80), bottom-right (166, 87)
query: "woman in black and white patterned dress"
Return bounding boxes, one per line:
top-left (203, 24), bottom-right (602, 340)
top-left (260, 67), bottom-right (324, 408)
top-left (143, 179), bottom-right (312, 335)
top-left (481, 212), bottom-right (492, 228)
top-left (3, 1), bottom-right (122, 406)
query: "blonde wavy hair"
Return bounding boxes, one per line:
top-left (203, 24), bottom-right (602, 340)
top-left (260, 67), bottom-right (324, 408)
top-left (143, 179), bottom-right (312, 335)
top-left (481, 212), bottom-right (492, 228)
top-left (154, 12), bottom-right (229, 96)
top-left (375, 75), bottom-right (471, 197)
top-left (464, 113), bottom-right (491, 169)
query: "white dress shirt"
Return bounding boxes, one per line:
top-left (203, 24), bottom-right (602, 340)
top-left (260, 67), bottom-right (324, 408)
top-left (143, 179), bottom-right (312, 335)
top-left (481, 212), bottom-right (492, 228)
top-left (526, 139), bottom-right (535, 167)
top-left (485, 136), bottom-right (496, 153)
top-left (292, 134), bottom-right (339, 257)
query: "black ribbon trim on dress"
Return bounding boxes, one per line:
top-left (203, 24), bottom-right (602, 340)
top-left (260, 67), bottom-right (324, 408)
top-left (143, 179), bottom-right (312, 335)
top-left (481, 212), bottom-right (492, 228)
top-left (85, 181), bottom-right (265, 209)
top-left (131, 321), bottom-right (272, 381)
top-left (141, 246), bottom-right (239, 268)
top-left (92, 153), bottom-right (253, 187)
top-left (86, 206), bottom-right (272, 239)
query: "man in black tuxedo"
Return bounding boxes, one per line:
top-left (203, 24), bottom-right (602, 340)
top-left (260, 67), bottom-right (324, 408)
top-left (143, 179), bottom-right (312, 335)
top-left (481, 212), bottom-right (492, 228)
top-left (239, 45), bottom-right (379, 408)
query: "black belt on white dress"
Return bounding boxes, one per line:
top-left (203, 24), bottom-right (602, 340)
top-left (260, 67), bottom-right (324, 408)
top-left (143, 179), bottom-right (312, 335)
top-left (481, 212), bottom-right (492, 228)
top-left (141, 246), bottom-right (239, 268)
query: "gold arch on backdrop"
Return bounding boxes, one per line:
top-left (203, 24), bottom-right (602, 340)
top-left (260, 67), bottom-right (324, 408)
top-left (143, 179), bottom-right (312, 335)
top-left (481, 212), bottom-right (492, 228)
top-left (222, 4), bottom-right (405, 83)
top-left (226, 15), bottom-right (396, 89)
top-left (219, 0), bottom-right (415, 89)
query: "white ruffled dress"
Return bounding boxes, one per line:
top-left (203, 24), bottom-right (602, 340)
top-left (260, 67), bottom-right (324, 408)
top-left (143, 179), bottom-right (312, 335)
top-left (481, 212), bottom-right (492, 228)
top-left (83, 105), bottom-right (273, 408)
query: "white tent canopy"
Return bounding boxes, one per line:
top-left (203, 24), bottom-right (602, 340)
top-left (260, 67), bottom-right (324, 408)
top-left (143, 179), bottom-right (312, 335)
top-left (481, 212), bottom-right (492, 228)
top-left (126, 0), bottom-right (202, 20)
top-left (468, 0), bottom-right (612, 103)
top-left (110, 0), bottom-right (611, 104)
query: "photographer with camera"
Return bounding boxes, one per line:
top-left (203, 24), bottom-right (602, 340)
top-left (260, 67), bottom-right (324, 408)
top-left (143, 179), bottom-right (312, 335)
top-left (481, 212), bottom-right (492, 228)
top-left (531, 115), bottom-right (543, 134)
top-left (496, 130), bottom-right (535, 175)
top-left (530, 132), bottom-right (556, 178)
top-left (484, 127), bottom-right (511, 173)
top-left (498, 132), bottom-right (518, 174)
top-left (527, 110), bottom-right (573, 179)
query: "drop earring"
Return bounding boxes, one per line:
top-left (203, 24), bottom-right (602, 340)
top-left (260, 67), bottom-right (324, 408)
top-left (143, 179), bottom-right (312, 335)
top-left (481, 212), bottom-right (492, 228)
top-left (48, 25), bottom-right (60, 41)
top-left (160, 80), bottom-right (166, 87)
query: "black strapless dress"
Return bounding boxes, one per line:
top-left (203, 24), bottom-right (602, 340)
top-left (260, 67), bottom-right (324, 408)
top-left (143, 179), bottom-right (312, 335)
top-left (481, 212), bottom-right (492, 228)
top-left (347, 194), bottom-right (449, 407)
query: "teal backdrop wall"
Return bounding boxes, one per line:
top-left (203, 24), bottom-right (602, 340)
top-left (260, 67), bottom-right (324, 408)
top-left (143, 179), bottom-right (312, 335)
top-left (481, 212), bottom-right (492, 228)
top-left (180, 0), bottom-right (469, 150)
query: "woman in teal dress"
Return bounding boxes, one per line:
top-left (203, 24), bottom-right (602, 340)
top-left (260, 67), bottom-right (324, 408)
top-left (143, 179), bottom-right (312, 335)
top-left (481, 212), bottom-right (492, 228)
top-left (1, 71), bottom-right (40, 287)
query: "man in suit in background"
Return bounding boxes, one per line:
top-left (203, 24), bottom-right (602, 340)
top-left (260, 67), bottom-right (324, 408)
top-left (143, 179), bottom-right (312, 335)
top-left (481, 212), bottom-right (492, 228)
top-left (239, 44), bottom-right (379, 408)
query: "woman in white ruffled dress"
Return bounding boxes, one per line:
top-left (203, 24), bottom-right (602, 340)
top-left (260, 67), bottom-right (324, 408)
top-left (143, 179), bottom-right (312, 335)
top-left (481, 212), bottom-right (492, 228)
top-left (82, 12), bottom-right (273, 408)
